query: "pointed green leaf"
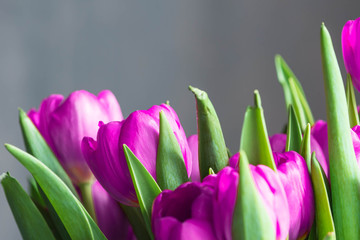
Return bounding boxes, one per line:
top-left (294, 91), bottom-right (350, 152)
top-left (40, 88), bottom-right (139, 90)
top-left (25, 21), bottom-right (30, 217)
top-left (5, 144), bottom-right (94, 240)
top-left (123, 144), bottom-right (161, 239)
top-left (346, 74), bottom-right (359, 128)
top-left (311, 153), bottom-right (335, 239)
top-left (274, 55), bottom-right (314, 127)
top-left (285, 105), bottom-right (302, 152)
top-left (1, 173), bottom-right (55, 240)
top-left (156, 111), bottom-right (189, 190)
top-left (300, 123), bottom-right (312, 173)
top-left (240, 90), bottom-right (276, 171)
top-left (232, 151), bottom-right (275, 240)
top-left (288, 78), bottom-right (308, 130)
top-left (209, 168), bottom-right (215, 175)
top-left (18, 108), bottom-right (78, 198)
top-left (120, 204), bottom-right (151, 240)
top-left (189, 86), bottom-right (228, 179)
top-left (320, 23), bottom-right (360, 239)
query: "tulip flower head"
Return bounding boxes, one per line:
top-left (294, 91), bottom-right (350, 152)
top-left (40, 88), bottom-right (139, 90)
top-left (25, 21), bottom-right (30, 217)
top-left (342, 17), bottom-right (360, 91)
top-left (28, 90), bottom-right (123, 184)
top-left (82, 104), bottom-right (192, 206)
top-left (152, 164), bottom-right (290, 240)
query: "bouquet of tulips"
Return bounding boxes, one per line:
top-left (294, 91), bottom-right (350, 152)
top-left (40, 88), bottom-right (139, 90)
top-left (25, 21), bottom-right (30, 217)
top-left (3, 18), bottom-right (360, 240)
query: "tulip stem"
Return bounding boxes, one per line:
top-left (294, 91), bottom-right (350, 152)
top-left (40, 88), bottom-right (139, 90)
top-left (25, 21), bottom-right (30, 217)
top-left (79, 182), bottom-right (96, 222)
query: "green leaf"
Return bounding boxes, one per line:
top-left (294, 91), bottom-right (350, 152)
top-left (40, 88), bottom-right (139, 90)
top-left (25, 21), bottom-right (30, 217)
top-left (1, 173), bottom-right (55, 240)
top-left (123, 144), bottom-right (161, 239)
top-left (285, 105), bottom-right (302, 153)
top-left (274, 55), bottom-right (314, 127)
top-left (5, 144), bottom-right (94, 240)
top-left (311, 153), bottom-right (335, 239)
top-left (209, 168), bottom-right (215, 175)
top-left (120, 204), bottom-right (151, 240)
top-left (323, 232), bottom-right (336, 240)
top-left (189, 86), bottom-right (228, 180)
top-left (156, 111), bottom-right (189, 190)
top-left (320, 23), bottom-right (360, 239)
top-left (18, 108), bottom-right (78, 198)
top-left (239, 90), bottom-right (276, 171)
top-left (346, 74), bottom-right (359, 128)
top-left (300, 123), bottom-right (312, 173)
top-left (232, 151), bottom-right (275, 240)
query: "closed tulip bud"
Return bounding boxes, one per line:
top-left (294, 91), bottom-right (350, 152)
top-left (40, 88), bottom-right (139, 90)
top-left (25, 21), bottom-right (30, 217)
top-left (82, 104), bottom-right (192, 206)
top-left (187, 135), bottom-right (200, 182)
top-left (28, 90), bottom-right (123, 184)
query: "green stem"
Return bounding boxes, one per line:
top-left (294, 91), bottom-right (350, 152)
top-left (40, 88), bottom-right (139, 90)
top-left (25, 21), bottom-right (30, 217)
top-left (79, 182), bottom-right (96, 222)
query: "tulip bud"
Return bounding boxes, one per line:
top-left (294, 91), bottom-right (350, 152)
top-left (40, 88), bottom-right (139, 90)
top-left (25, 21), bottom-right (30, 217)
top-left (28, 90), bottom-right (123, 184)
top-left (152, 164), bottom-right (289, 240)
top-left (342, 17), bottom-right (360, 92)
top-left (91, 181), bottom-right (135, 240)
top-left (187, 135), bottom-right (200, 182)
top-left (82, 104), bottom-right (191, 206)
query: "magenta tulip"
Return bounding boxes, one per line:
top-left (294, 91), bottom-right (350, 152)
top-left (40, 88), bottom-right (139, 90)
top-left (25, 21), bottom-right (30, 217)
top-left (152, 164), bottom-right (290, 240)
top-left (187, 135), bottom-right (200, 182)
top-left (28, 90), bottom-right (123, 184)
top-left (342, 17), bottom-right (360, 91)
top-left (82, 104), bottom-right (192, 206)
top-left (91, 181), bottom-right (135, 240)
top-left (273, 151), bottom-right (314, 240)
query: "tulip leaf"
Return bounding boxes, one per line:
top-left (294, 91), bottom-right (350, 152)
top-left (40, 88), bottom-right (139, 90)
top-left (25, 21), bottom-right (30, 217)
top-left (156, 111), bottom-right (189, 190)
top-left (120, 204), bottom-right (151, 240)
top-left (189, 86), bottom-right (228, 180)
top-left (323, 232), bottom-right (336, 240)
top-left (240, 90), bottom-right (276, 171)
top-left (18, 108), bottom-right (78, 198)
top-left (1, 173), bottom-right (55, 240)
top-left (346, 74), bottom-right (359, 128)
top-left (232, 151), bottom-right (275, 240)
top-left (274, 55), bottom-right (314, 127)
top-left (300, 123), bottom-right (312, 173)
top-left (4, 144), bottom-right (94, 240)
top-left (285, 105), bottom-right (302, 153)
top-left (209, 167), bottom-right (215, 175)
top-left (311, 153), bottom-right (335, 239)
top-left (123, 144), bottom-right (161, 239)
top-left (321, 23), bottom-right (360, 239)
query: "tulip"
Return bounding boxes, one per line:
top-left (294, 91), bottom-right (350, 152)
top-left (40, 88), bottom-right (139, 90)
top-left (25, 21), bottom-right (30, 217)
top-left (342, 17), bottom-right (360, 91)
top-left (187, 135), bottom-right (200, 182)
top-left (82, 104), bottom-right (192, 206)
top-left (28, 90), bottom-right (123, 184)
top-left (273, 151), bottom-right (314, 240)
top-left (91, 181), bottom-right (135, 240)
top-left (230, 151), bottom-right (314, 240)
top-left (269, 126), bottom-right (328, 178)
top-left (152, 164), bottom-right (289, 240)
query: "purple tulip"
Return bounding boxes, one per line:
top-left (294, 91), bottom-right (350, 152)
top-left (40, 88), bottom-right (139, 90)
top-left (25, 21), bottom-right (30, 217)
top-left (152, 164), bottom-right (290, 240)
top-left (230, 151), bottom-right (314, 240)
top-left (187, 135), bottom-right (200, 182)
top-left (342, 17), bottom-right (360, 91)
top-left (273, 151), bottom-right (314, 240)
top-left (82, 104), bottom-right (192, 206)
top-left (269, 128), bottom-right (328, 178)
top-left (91, 181), bottom-right (135, 240)
top-left (28, 90), bottom-right (123, 184)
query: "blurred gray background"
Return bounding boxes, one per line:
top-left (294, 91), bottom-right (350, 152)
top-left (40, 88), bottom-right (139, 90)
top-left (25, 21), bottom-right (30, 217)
top-left (1, 1), bottom-right (359, 238)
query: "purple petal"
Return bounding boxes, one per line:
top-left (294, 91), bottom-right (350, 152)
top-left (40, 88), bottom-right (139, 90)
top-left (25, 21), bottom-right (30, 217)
top-left (274, 151), bottom-right (314, 240)
top-left (187, 135), bottom-right (200, 182)
top-left (92, 181), bottom-right (134, 240)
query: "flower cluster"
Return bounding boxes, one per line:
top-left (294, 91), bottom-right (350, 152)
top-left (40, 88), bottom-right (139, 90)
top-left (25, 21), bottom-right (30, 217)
top-left (3, 17), bottom-right (360, 240)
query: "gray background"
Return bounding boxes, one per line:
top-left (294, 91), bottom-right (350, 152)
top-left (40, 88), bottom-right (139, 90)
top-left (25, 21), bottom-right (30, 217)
top-left (1, 1), bottom-right (359, 238)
